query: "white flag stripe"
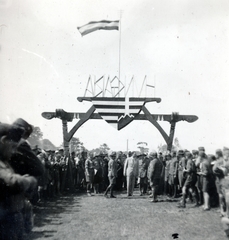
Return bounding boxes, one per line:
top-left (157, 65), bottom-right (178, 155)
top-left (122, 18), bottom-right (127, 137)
top-left (102, 116), bottom-right (119, 121)
top-left (92, 101), bottom-right (144, 106)
top-left (92, 101), bottom-right (124, 106)
top-left (96, 108), bottom-right (140, 114)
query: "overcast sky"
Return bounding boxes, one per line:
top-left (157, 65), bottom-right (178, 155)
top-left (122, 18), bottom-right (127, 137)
top-left (0, 0), bottom-right (229, 153)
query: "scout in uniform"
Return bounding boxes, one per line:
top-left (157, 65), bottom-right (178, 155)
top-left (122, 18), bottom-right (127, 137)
top-left (104, 152), bottom-right (117, 198)
top-left (148, 152), bottom-right (163, 202)
top-left (177, 150), bottom-right (187, 190)
top-left (213, 148), bottom-right (229, 216)
top-left (138, 152), bottom-right (149, 196)
top-left (195, 147), bottom-right (206, 205)
top-left (85, 151), bottom-right (94, 196)
top-left (168, 151), bottom-right (178, 198)
top-left (177, 152), bottom-right (199, 208)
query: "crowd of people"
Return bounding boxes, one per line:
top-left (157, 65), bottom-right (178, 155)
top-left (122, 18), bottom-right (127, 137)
top-left (1, 118), bottom-right (229, 239)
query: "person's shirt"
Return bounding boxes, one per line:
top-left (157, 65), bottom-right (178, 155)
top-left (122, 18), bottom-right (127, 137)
top-left (85, 158), bottom-right (94, 171)
top-left (148, 158), bottom-right (163, 180)
top-left (123, 156), bottom-right (139, 177)
top-left (201, 159), bottom-right (212, 177)
top-left (178, 157), bottom-right (187, 171)
top-left (164, 160), bottom-right (171, 179)
top-left (186, 159), bottom-right (196, 174)
top-left (195, 155), bottom-right (203, 170)
top-left (108, 158), bottom-right (117, 178)
top-left (138, 157), bottom-right (149, 178)
top-left (169, 157), bottom-right (178, 176)
top-left (213, 157), bottom-right (229, 179)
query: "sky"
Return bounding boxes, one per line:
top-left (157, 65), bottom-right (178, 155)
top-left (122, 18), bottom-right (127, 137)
top-left (0, 0), bottom-right (229, 153)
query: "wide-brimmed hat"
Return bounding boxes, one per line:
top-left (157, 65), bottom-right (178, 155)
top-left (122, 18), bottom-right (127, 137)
top-left (0, 123), bottom-right (24, 143)
top-left (198, 147), bottom-right (205, 152)
top-left (178, 150), bottom-right (184, 156)
top-left (149, 151), bottom-right (157, 158)
top-left (110, 151), bottom-right (116, 157)
top-left (12, 118), bottom-right (33, 138)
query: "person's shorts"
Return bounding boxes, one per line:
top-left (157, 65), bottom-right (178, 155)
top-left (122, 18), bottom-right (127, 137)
top-left (150, 178), bottom-right (160, 187)
top-left (109, 176), bottom-right (116, 185)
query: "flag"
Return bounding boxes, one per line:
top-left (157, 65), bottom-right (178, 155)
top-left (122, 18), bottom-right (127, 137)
top-left (91, 97), bottom-right (145, 130)
top-left (77, 20), bottom-right (119, 36)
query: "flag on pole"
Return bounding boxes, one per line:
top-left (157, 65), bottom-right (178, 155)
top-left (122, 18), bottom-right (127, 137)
top-left (77, 20), bottom-right (119, 36)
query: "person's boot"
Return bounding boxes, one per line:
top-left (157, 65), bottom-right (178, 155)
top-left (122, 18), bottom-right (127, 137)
top-left (199, 191), bottom-right (204, 205)
top-left (110, 185), bottom-right (116, 198)
top-left (192, 194), bottom-right (200, 207)
top-left (150, 187), bottom-right (158, 202)
top-left (104, 186), bottom-right (109, 197)
top-left (140, 185), bottom-right (143, 196)
top-left (177, 193), bottom-right (186, 208)
top-left (203, 192), bottom-right (210, 210)
top-left (172, 185), bottom-right (177, 198)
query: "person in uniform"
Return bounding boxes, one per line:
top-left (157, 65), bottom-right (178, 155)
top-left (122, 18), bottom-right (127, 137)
top-left (199, 154), bottom-right (214, 210)
top-left (168, 151), bottom-right (178, 198)
top-left (138, 153), bottom-right (148, 196)
top-left (11, 118), bottom-right (44, 177)
top-left (115, 152), bottom-right (124, 191)
top-left (148, 152), bottom-right (163, 202)
top-left (220, 148), bottom-right (229, 237)
top-left (213, 149), bottom-right (228, 216)
top-left (10, 118), bottom-right (45, 233)
top-left (177, 152), bottom-right (199, 208)
top-left (93, 153), bottom-right (103, 194)
top-left (195, 147), bottom-right (206, 205)
top-left (164, 154), bottom-right (171, 196)
top-left (0, 123), bottom-right (37, 240)
top-left (177, 150), bottom-right (187, 190)
top-left (85, 151), bottom-right (94, 196)
top-left (104, 151), bottom-right (117, 198)
top-left (123, 151), bottom-right (139, 197)
top-left (53, 153), bottom-right (61, 196)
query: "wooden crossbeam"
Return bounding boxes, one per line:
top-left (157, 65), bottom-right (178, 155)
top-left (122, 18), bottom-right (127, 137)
top-left (42, 111), bottom-right (198, 123)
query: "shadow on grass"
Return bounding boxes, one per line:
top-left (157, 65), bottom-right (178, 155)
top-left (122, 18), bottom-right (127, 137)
top-left (29, 193), bottom-right (82, 239)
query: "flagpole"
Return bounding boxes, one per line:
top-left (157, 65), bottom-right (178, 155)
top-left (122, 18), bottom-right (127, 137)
top-left (118, 11), bottom-right (122, 86)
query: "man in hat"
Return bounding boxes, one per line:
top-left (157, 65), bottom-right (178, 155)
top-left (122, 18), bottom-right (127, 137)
top-left (104, 151), bottom-right (117, 198)
top-left (148, 152), bottom-right (163, 202)
top-left (10, 119), bottom-right (44, 233)
top-left (177, 152), bottom-right (199, 208)
top-left (138, 152), bottom-right (149, 196)
top-left (221, 148), bottom-right (229, 237)
top-left (168, 151), bottom-right (178, 198)
top-left (11, 118), bottom-right (44, 177)
top-left (164, 154), bottom-right (171, 196)
top-left (194, 147), bottom-right (206, 206)
top-left (123, 151), bottom-right (139, 197)
top-left (85, 151), bottom-right (95, 196)
top-left (213, 148), bottom-right (229, 216)
top-left (0, 123), bottom-right (37, 240)
top-left (177, 150), bottom-right (187, 190)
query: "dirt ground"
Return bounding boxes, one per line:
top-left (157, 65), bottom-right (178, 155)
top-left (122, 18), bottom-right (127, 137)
top-left (29, 190), bottom-right (226, 240)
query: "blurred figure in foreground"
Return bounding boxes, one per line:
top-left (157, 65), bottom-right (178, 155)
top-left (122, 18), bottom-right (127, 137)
top-left (0, 123), bottom-right (37, 240)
